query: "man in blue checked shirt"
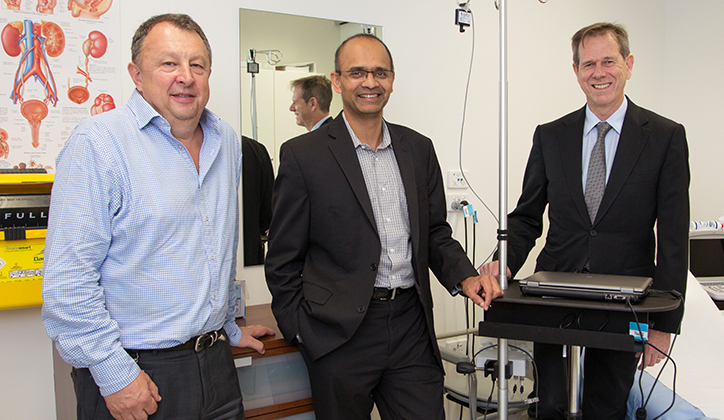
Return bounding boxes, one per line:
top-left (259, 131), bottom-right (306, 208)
top-left (42, 14), bottom-right (273, 420)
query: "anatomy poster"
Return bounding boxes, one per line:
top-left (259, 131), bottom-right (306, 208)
top-left (0, 0), bottom-right (120, 172)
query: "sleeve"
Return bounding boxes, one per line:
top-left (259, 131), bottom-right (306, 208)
top-left (258, 142), bottom-right (274, 233)
top-left (224, 133), bottom-right (244, 346)
top-left (424, 139), bottom-right (478, 292)
top-left (264, 142), bottom-right (309, 345)
top-left (651, 123), bottom-right (690, 333)
top-left (41, 128), bottom-right (140, 397)
top-left (505, 126), bottom-right (549, 277)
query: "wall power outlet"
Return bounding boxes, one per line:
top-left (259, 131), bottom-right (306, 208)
top-left (445, 338), bottom-right (467, 355)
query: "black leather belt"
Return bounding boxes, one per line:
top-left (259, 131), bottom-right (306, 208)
top-left (126, 329), bottom-right (227, 354)
top-left (372, 287), bottom-right (412, 300)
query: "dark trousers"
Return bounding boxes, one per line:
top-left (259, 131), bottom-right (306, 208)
top-left (299, 289), bottom-right (445, 420)
top-left (529, 342), bottom-right (639, 420)
top-left (72, 338), bottom-right (244, 420)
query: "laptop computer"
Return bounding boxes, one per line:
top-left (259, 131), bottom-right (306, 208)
top-left (689, 229), bottom-right (724, 300)
top-left (519, 271), bottom-right (653, 302)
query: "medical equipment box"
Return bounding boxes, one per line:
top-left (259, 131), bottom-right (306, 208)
top-left (0, 173), bottom-right (53, 310)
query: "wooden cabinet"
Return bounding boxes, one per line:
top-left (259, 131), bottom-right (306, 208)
top-left (234, 304), bottom-right (315, 419)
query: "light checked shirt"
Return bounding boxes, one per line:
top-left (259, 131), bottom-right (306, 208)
top-left (342, 112), bottom-right (415, 290)
top-left (42, 90), bottom-right (243, 396)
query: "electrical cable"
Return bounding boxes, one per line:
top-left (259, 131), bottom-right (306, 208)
top-left (483, 377), bottom-right (496, 419)
top-left (463, 215), bottom-right (469, 259)
top-left (508, 343), bottom-right (539, 419)
top-left (465, 343), bottom-right (539, 416)
top-left (476, 245), bottom-right (498, 271)
top-left (472, 220), bottom-right (477, 267)
top-left (576, 309), bottom-right (609, 332)
top-left (626, 292), bottom-right (684, 420)
top-left (464, 296), bottom-right (470, 357)
top-left (462, 212), bottom-right (471, 358)
top-left (455, 3), bottom-right (498, 279)
top-left (462, 206), bottom-right (477, 353)
top-left (455, 7), bottom-right (497, 224)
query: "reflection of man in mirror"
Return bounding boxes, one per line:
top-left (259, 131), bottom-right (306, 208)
top-left (266, 34), bottom-right (503, 419)
top-left (289, 75), bottom-right (333, 131)
top-left (242, 135), bottom-right (274, 266)
top-left (42, 13), bottom-right (274, 420)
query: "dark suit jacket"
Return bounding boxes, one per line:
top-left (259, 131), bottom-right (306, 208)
top-left (265, 113), bottom-right (477, 363)
top-left (242, 136), bottom-right (274, 266)
top-left (506, 98), bottom-right (689, 332)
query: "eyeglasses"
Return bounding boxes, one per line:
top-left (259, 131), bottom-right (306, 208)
top-left (337, 69), bottom-right (394, 80)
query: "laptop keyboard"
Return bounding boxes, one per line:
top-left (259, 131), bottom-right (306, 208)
top-left (699, 281), bottom-right (724, 300)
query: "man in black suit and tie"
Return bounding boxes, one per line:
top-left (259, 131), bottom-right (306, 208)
top-left (265, 34), bottom-right (503, 419)
top-left (289, 75), bottom-right (333, 132)
top-left (480, 22), bottom-right (690, 419)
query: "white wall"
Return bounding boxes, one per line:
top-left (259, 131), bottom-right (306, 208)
top-left (0, 307), bottom-right (56, 419)
top-left (4, 1), bottom-right (721, 418)
top-left (663, 1), bottom-right (724, 221)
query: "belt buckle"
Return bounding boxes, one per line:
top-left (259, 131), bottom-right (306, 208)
top-left (379, 288), bottom-right (397, 301)
top-left (194, 331), bottom-right (220, 352)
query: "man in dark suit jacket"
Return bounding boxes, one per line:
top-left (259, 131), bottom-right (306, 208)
top-left (265, 34), bottom-right (503, 420)
top-left (480, 22), bottom-right (689, 419)
top-left (289, 75), bottom-right (334, 132)
top-left (241, 136), bottom-right (273, 266)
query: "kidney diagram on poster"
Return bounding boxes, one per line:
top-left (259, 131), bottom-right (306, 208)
top-left (0, 0), bottom-right (120, 172)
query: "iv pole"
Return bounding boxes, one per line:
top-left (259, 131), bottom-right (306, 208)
top-left (245, 49), bottom-right (283, 141)
top-left (496, 0), bottom-right (510, 418)
top-left (494, 0), bottom-right (548, 418)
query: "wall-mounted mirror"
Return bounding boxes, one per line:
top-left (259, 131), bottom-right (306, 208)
top-left (239, 8), bottom-right (382, 266)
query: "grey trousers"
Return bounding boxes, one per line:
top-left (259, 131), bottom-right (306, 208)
top-left (72, 337), bottom-right (244, 420)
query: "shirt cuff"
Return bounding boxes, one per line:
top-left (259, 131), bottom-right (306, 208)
top-left (224, 319), bottom-right (243, 347)
top-left (88, 348), bottom-right (142, 397)
top-left (452, 283), bottom-right (463, 296)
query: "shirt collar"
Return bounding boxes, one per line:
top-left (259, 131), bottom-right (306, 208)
top-left (310, 115), bottom-right (331, 132)
top-left (342, 112), bottom-right (391, 151)
top-left (584, 96), bottom-right (628, 136)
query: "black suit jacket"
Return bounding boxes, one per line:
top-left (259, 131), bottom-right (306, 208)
top-left (242, 136), bottom-right (274, 266)
top-left (506, 98), bottom-right (690, 332)
top-left (265, 113), bottom-right (477, 362)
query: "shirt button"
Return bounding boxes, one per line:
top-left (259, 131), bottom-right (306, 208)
top-left (590, 230), bottom-right (597, 237)
top-left (212, 295), bottom-right (216, 300)
top-left (370, 263), bottom-right (378, 271)
top-left (205, 216), bottom-right (209, 221)
top-left (210, 255), bottom-right (215, 260)
top-left (358, 305), bottom-right (365, 313)
top-left (178, 145), bottom-right (182, 150)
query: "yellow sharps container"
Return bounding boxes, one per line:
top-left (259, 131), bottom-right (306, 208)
top-left (0, 171), bottom-right (53, 310)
